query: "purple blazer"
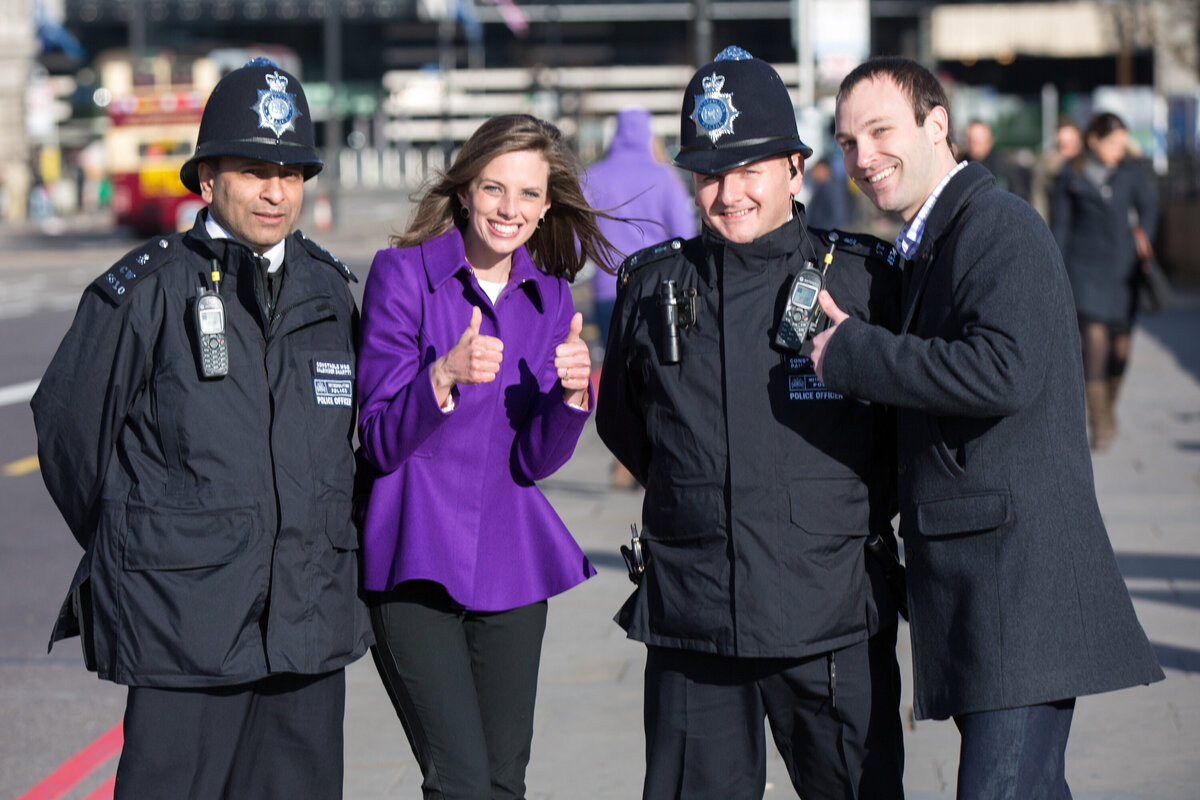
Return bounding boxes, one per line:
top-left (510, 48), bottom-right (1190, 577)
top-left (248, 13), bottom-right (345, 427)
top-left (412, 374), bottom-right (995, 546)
top-left (357, 227), bottom-right (596, 611)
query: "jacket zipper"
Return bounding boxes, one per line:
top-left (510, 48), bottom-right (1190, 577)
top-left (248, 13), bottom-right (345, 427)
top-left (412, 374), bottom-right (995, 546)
top-left (828, 651), bottom-right (838, 710)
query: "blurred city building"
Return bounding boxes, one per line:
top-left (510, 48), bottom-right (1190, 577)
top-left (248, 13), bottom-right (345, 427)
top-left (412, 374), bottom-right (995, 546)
top-left (3, 0), bottom-right (1197, 277)
top-left (1, 0), bottom-right (37, 222)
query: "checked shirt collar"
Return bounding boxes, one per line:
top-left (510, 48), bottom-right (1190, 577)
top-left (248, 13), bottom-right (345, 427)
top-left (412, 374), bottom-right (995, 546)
top-left (895, 160), bottom-right (968, 260)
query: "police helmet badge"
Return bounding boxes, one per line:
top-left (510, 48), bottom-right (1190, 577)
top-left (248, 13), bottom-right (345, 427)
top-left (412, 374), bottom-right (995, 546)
top-left (690, 72), bottom-right (740, 143)
top-left (252, 70), bottom-right (301, 138)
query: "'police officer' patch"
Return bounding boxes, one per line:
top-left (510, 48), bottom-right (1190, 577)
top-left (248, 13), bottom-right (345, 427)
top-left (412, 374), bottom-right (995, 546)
top-left (312, 358), bottom-right (353, 407)
top-left (785, 356), bottom-right (843, 402)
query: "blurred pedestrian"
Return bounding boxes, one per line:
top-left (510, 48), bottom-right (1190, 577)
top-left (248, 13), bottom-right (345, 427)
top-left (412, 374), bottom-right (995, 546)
top-left (598, 47), bottom-right (906, 800)
top-left (804, 156), bottom-right (853, 229)
top-left (356, 114), bottom-right (618, 800)
top-left (964, 119), bottom-right (1025, 199)
top-left (1032, 116), bottom-right (1082, 219)
top-left (583, 107), bottom-right (696, 348)
top-left (32, 58), bottom-right (372, 800)
top-left (583, 107), bottom-right (695, 490)
top-left (814, 55), bottom-right (1163, 800)
top-left (1056, 118), bottom-right (1084, 161)
top-left (1051, 111), bottom-right (1158, 450)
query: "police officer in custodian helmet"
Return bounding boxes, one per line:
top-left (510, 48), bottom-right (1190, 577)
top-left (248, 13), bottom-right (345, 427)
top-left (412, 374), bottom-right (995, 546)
top-left (34, 59), bottom-right (371, 799)
top-left (597, 47), bottom-right (907, 799)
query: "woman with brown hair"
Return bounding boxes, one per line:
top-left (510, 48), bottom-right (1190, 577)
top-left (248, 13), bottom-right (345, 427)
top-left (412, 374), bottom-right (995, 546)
top-left (356, 114), bottom-right (618, 799)
top-left (1051, 111), bottom-right (1158, 450)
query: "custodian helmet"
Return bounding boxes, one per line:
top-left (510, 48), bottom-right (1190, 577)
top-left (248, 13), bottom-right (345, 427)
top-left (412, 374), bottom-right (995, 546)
top-left (674, 46), bottom-right (813, 176)
top-left (180, 57), bottom-right (322, 195)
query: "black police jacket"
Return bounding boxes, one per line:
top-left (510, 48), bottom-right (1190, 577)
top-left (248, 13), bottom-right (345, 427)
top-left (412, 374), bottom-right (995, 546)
top-left (597, 213), bottom-right (900, 658)
top-left (33, 212), bottom-right (373, 687)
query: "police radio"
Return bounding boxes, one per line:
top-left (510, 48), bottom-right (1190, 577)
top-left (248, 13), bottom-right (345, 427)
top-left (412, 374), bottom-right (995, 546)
top-left (658, 279), bottom-right (697, 365)
top-left (194, 261), bottom-right (229, 379)
top-left (774, 242), bottom-right (836, 352)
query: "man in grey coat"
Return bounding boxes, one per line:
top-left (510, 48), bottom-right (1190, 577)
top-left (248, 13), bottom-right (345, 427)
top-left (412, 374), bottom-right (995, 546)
top-left (811, 56), bottom-right (1163, 799)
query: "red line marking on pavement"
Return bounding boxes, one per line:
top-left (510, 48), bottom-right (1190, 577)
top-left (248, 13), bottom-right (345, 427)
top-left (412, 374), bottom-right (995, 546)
top-left (80, 774), bottom-right (117, 800)
top-left (16, 721), bottom-right (123, 800)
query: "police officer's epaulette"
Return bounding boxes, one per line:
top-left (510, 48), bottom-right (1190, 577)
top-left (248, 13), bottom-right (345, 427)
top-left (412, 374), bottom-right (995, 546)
top-left (91, 236), bottom-right (176, 305)
top-left (810, 228), bottom-right (901, 269)
top-left (296, 230), bottom-right (358, 283)
top-left (617, 237), bottom-right (685, 289)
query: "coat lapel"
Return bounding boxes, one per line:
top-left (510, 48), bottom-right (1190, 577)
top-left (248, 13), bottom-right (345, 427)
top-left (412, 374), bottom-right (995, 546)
top-left (898, 162), bottom-right (994, 334)
top-left (900, 249), bottom-right (933, 334)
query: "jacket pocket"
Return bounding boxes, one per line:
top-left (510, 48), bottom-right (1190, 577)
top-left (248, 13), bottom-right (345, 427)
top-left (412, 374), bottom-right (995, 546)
top-left (123, 504), bottom-right (252, 570)
top-left (929, 416), bottom-right (966, 478)
top-left (789, 478), bottom-right (870, 536)
top-left (322, 496), bottom-right (360, 551)
top-left (312, 494), bottom-right (371, 660)
top-left (783, 480), bottom-right (870, 642)
top-left (118, 503), bottom-right (264, 679)
top-left (641, 486), bottom-right (727, 641)
top-left (916, 491), bottom-right (1012, 538)
top-left (643, 484), bottom-right (722, 543)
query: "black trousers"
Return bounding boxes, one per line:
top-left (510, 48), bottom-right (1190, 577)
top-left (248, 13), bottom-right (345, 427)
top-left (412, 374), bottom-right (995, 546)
top-left (642, 628), bottom-right (904, 800)
top-left (370, 580), bottom-right (548, 800)
top-left (114, 669), bottom-right (346, 800)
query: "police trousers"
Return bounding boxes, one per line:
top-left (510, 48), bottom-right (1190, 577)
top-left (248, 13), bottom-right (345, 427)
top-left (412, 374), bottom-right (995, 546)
top-left (114, 669), bottom-right (346, 800)
top-left (642, 627), bottom-right (903, 800)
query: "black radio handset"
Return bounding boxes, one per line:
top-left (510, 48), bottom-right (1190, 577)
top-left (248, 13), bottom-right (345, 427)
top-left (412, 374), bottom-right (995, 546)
top-left (775, 242), bottom-right (835, 352)
top-left (194, 259), bottom-right (229, 379)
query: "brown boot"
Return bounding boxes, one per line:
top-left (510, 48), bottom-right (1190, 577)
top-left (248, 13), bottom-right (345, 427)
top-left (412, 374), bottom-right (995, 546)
top-left (1085, 381), bottom-right (1115, 451)
top-left (1107, 376), bottom-right (1124, 438)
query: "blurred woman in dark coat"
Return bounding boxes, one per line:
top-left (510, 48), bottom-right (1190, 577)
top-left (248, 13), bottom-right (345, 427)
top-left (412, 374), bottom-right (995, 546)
top-left (1051, 112), bottom-right (1157, 451)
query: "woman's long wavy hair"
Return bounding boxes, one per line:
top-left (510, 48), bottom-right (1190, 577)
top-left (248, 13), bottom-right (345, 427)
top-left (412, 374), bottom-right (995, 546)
top-left (390, 114), bottom-right (620, 281)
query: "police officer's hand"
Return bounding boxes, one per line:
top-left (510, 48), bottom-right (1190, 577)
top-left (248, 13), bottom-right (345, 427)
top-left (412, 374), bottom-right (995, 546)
top-left (431, 306), bottom-right (504, 405)
top-left (555, 312), bottom-right (591, 409)
top-left (810, 290), bottom-right (849, 385)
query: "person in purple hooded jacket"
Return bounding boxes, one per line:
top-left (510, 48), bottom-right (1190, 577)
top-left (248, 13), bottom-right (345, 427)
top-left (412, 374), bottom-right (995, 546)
top-left (583, 108), bottom-right (696, 489)
top-left (356, 114), bottom-right (618, 800)
top-left (583, 107), bottom-right (697, 347)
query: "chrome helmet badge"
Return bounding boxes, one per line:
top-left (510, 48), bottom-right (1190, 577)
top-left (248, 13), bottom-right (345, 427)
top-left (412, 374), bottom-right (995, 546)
top-left (252, 71), bottom-right (300, 138)
top-left (690, 72), bottom-right (740, 143)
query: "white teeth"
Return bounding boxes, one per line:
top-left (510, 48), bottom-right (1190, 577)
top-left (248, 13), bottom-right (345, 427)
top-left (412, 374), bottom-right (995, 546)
top-left (492, 222), bottom-right (518, 234)
top-left (723, 209), bottom-right (752, 218)
top-left (868, 167), bottom-right (896, 184)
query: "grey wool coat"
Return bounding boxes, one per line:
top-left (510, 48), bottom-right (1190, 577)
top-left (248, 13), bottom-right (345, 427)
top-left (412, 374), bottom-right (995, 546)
top-left (821, 162), bottom-right (1163, 720)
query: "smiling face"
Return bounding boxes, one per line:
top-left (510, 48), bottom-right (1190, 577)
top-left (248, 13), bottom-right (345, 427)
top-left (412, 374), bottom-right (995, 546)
top-left (691, 154), bottom-right (803, 244)
top-left (198, 157), bottom-right (304, 254)
top-left (457, 149), bottom-right (551, 274)
top-left (835, 76), bottom-right (956, 223)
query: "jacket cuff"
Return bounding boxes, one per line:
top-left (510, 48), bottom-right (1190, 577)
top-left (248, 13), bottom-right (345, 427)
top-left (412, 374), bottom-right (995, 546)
top-left (823, 317), bottom-right (868, 395)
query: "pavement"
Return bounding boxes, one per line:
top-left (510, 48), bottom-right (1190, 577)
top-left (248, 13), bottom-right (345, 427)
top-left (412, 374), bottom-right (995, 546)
top-left (6, 202), bottom-right (1199, 798)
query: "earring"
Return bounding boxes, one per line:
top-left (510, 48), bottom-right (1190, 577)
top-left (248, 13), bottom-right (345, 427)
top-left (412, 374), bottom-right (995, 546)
top-left (537, 216), bottom-right (545, 229)
top-left (460, 206), bottom-right (470, 219)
